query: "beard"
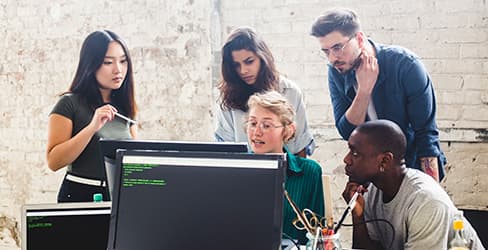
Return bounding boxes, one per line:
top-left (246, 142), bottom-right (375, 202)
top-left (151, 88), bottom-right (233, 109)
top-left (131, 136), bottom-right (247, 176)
top-left (332, 51), bottom-right (363, 75)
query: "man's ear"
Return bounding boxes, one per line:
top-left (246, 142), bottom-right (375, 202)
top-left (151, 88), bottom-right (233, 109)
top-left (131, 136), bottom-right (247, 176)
top-left (356, 31), bottom-right (366, 48)
top-left (380, 152), bottom-right (394, 165)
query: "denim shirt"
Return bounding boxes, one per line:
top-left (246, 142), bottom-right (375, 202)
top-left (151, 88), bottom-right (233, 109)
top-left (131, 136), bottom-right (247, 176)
top-left (328, 39), bottom-right (446, 179)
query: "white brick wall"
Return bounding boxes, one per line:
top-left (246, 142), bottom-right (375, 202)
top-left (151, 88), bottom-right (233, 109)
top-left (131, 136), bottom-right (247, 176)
top-left (0, 0), bottom-right (487, 248)
top-left (219, 0), bottom-right (488, 247)
top-left (0, 1), bottom-right (212, 248)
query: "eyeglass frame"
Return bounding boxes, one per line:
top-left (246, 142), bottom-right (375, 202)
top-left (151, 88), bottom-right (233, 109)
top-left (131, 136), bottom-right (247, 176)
top-left (245, 119), bottom-right (285, 132)
top-left (319, 35), bottom-right (356, 59)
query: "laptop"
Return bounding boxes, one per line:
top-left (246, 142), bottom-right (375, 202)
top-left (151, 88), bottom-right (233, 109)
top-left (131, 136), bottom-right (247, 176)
top-left (107, 149), bottom-right (286, 250)
top-left (21, 202), bottom-right (111, 250)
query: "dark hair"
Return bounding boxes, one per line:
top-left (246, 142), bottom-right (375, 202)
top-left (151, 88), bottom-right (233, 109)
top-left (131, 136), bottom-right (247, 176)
top-left (67, 30), bottom-right (137, 119)
top-left (218, 27), bottom-right (279, 112)
top-left (355, 120), bottom-right (407, 164)
top-left (310, 8), bottom-right (360, 38)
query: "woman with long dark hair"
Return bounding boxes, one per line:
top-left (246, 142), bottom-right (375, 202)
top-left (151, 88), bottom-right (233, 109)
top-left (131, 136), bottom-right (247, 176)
top-left (215, 27), bottom-right (314, 157)
top-left (46, 30), bottom-right (137, 202)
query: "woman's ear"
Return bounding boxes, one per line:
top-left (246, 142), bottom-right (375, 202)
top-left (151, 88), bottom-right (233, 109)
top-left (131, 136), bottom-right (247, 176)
top-left (283, 123), bottom-right (296, 143)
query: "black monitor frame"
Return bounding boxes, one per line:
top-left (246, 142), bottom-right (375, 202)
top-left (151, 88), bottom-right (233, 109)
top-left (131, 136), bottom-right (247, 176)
top-left (21, 202), bottom-right (111, 250)
top-left (99, 139), bottom-right (248, 160)
top-left (98, 139), bottom-right (249, 199)
top-left (107, 149), bottom-right (286, 250)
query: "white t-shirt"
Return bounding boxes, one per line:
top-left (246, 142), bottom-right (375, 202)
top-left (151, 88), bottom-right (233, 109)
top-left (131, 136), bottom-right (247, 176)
top-left (363, 169), bottom-right (484, 250)
top-left (214, 76), bottom-right (314, 155)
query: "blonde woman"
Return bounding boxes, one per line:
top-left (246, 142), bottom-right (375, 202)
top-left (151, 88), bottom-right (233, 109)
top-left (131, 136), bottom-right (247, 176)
top-left (246, 90), bottom-right (324, 244)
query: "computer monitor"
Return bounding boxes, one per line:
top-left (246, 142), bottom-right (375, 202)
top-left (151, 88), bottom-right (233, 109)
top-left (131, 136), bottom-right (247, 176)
top-left (21, 202), bottom-right (111, 250)
top-left (98, 139), bottom-right (248, 198)
top-left (107, 149), bottom-right (286, 250)
top-left (461, 208), bottom-right (488, 247)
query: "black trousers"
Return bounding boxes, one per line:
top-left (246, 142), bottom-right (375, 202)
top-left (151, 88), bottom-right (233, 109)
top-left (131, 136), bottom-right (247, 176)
top-left (57, 174), bottom-right (110, 203)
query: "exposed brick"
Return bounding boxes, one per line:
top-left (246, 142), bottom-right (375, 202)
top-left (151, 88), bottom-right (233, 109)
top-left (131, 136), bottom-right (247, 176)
top-left (431, 74), bottom-right (463, 90)
top-left (462, 105), bottom-right (488, 121)
top-left (437, 28), bottom-right (488, 43)
top-left (0, 1), bottom-right (487, 249)
top-left (423, 59), bottom-right (484, 74)
top-left (421, 12), bottom-right (484, 29)
top-left (437, 105), bottom-right (462, 120)
top-left (464, 75), bottom-right (488, 90)
top-left (435, 0), bottom-right (487, 13)
top-left (391, 0), bottom-right (436, 15)
top-left (461, 44), bottom-right (488, 59)
top-left (415, 44), bottom-right (460, 59)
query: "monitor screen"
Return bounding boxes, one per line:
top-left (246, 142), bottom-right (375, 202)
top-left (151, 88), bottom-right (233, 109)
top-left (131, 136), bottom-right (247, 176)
top-left (98, 139), bottom-right (249, 198)
top-left (107, 150), bottom-right (286, 250)
top-left (21, 202), bottom-right (111, 250)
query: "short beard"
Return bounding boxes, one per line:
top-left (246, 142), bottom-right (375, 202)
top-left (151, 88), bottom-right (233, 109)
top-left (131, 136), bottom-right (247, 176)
top-left (335, 51), bottom-right (363, 75)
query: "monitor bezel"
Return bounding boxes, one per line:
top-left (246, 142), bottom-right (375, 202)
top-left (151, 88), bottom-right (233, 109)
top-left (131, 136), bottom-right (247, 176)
top-left (21, 202), bottom-right (111, 250)
top-left (107, 149), bottom-right (286, 250)
top-left (98, 139), bottom-right (249, 200)
top-left (99, 139), bottom-right (249, 160)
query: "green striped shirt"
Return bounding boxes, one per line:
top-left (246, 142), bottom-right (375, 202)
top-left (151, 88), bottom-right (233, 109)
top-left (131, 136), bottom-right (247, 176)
top-left (283, 149), bottom-right (325, 244)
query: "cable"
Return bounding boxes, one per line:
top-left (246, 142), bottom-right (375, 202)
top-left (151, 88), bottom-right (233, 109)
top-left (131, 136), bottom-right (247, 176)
top-left (341, 218), bottom-right (396, 249)
top-left (281, 232), bottom-right (301, 250)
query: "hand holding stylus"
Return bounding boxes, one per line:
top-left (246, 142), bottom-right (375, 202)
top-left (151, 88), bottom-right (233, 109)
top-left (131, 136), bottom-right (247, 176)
top-left (89, 104), bottom-right (118, 132)
top-left (342, 181), bottom-right (367, 218)
top-left (335, 182), bottom-right (368, 233)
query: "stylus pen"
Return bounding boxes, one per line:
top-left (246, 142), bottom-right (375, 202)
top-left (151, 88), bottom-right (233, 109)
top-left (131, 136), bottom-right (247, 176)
top-left (334, 191), bottom-right (359, 233)
top-left (312, 226), bottom-right (321, 250)
top-left (114, 112), bottom-right (138, 124)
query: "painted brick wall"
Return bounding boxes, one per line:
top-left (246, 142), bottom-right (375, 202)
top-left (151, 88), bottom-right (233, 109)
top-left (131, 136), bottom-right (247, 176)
top-left (0, 0), bottom-right (487, 248)
top-left (0, 1), bottom-right (212, 248)
top-left (218, 0), bottom-right (488, 247)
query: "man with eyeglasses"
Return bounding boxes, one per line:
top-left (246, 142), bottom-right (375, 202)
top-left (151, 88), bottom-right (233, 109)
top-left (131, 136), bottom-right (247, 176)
top-left (310, 8), bottom-right (446, 181)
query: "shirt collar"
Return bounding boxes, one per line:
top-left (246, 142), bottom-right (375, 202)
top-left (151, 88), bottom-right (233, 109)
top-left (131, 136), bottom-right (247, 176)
top-left (284, 147), bottom-right (304, 174)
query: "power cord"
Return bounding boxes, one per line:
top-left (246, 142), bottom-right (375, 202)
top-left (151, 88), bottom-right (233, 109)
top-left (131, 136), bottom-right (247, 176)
top-left (281, 232), bottom-right (301, 250)
top-left (341, 218), bottom-right (396, 249)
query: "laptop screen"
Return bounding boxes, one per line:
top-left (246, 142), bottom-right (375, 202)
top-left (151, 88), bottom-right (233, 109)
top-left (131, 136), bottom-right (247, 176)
top-left (107, 150), bottom-right (286, 250)
top-left (21, 202), bottom-right (111, 250)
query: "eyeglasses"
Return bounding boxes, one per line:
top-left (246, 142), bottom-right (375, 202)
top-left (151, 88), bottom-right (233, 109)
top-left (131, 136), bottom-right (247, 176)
top-left (246, 120), bottom-right (284, 132)
top-left (319, 36), bottom-right (355, 59)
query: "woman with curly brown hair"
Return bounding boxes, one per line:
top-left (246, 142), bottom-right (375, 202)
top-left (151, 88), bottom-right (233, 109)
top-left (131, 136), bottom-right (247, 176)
top-left (215, 26), bottom-right (314, 157)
